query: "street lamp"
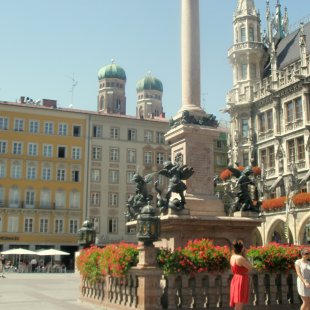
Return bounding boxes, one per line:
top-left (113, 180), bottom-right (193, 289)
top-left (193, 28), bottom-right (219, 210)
top-left (78, 219), bottom-right (96, 249)
top-left (136, 202), bottom-right (159, 246)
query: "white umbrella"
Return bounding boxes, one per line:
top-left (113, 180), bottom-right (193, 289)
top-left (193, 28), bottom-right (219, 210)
top-left (36, 249), bottom-right (70, 270)
top-left (36, 249), bottom-right (70, 256)
top-left (1, 248), bottom-right (37, 270)
top-left (1, 248), bottom-right (37, 255)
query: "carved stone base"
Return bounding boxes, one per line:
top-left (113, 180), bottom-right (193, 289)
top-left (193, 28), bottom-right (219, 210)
top-left (167, 207), bottom-right (190, 216)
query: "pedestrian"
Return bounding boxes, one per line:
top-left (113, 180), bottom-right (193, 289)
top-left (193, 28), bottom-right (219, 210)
top-left (30, 257), bottom-right (37, 272)
top-left (229, 240), bottom-right (253, 310)
top-left (295, 248), bottom-right (310, 310)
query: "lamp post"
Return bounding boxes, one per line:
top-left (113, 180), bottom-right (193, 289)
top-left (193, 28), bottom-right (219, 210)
top-left (78, 219), bottom-right (96, 250)
top-left (136, 201), bottom-right (159, 246)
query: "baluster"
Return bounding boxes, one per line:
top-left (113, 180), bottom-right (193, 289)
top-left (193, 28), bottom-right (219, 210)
top-left (291, 273), bottom-right (301, 305)
top-left (202, 275), bottom-right (209, 308)
top-left (251, 273), bottom-right (259, 306)
top-left (276, 273), bottom-right (283, 304)
top-left (222, 272), bottom-right (232, 307)
top-left (132, 275), bottom-right (138, 308)
top-left (215, 274), bottom-right (223, 307)
top-left (175, 276), bottom-right (183, 308)
top-left (160, 275), bottom-right (169, 309)
top-left (263, 274), bottom-right (271, 305)
top-left (188, 276), bottom-right (196, 308)
top-left (194, 274), bottom-right (204, 309)
top-left (128, 275), bottom-right (133, 307)
top-left (115, 277), bottom-right (120, 304)
top-left (122, 276), bottom-right (128, 306)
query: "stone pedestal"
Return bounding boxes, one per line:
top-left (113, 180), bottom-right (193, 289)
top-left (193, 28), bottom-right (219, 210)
top-left (156, 214), bottom-right (262, 251)
top-left (165, 123), bottom-right (225, 216)
top-left (137, 243), bottom-right (158, 268)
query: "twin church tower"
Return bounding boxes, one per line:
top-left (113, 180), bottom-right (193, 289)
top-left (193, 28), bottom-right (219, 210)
top-left (97, 61), bottom-right (165, 119)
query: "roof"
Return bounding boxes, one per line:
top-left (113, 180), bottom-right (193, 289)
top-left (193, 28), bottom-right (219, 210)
top-left (264, 22), bottom-right (310, 76)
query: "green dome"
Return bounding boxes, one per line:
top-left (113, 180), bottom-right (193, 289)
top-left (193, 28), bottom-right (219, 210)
top-left (136, 74), bottom-right (163, 92)
top-left (98, 62), bottom-right (126, 81)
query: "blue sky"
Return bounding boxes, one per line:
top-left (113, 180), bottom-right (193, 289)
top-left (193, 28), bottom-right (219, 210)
top-left (0, 0), bottom-right (309, 122)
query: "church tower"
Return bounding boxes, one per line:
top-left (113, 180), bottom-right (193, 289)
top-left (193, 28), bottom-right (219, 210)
top-left (136, 73), bottom-right (164, 119)
top-left (97, 60), bottom-right (126, 115)
top-left (227, 0), bottom-right (266, 166)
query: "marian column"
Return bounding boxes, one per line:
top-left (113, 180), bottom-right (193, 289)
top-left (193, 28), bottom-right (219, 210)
top-left (177, 0), bottom-right (205, 118)
top-left (164, 0), bottom-right (224, 217)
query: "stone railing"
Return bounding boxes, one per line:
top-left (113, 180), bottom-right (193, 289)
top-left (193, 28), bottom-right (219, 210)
top-left (79, 269), bottom-right (301, 310)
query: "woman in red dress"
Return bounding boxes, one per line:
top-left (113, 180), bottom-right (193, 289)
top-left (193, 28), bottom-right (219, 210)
top-left (230, 240), bottom-right (253, 310)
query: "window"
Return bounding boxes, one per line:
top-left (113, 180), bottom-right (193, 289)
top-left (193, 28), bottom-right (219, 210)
top-left (44, 122), bottom-right (54, 135)
top-left (144, 130), bottom-right (153, 143)
top-left (9, 190), bottom-right (19, 208)
top-left (72, 147), bottom-right (81, 160)
top-left (295, 97), bottom-right (303, 120)
top-left (58, 123), bottom-right (68, 136)
top-left (128, 129), bottom-right (137, 141)
top-left (108, 218), bottom-right (118, 233)
top-left (249, 26), bottom-right (254, 41)
top-left (55, 190), bottom-right (65, 209)
top-left (110, 127), bottom-right (119, 139)
top-left (28, 143), bottom-right (38, 156)
top-left (250, 63), bottom-right (256, 79)
top-left (14, 119), bottom-right (24, 131)
top-left (0, 162), bottom-right (5, 178)
top-left (287, 139), bottom-right (295, 162)
top-left (127, 149), bottom-right (136, 163)
top-left (92, 147), bottom-right (102, 160)
top-left (69, 219), bottom-right (78, 234)
top-left (55, 219), bottom-right (64, 233)
top-left (29, 120), bottom-right (39, 133)
top-left (109, 170), bottom-right (119, 184)
top-left (73, 125), bottom-right (81, 137)
top-left (297, 137), bottom-right (305, 161)
top-left (42, 166), bottom-right (51, 180)
top-left (93, 125), bottom-right (102, 138)
top-left (242, 152), bottom-right (249, 167)
top-left (0, 117), bottom-right (8, 130)
top-left (12, 142), bottom-right (22, 155)
top-left (268, 146), bottom-right (275, 168)
top-left (241, 119), bottom-right (248, 138)
top-left (90, 192), bottom-right (100, 206)
top-left (260, 149), bottom-right (267, 168)
top-left (110, 148), bottom-right (119, 161)
top-left (58, 146), bottom-right (66, 158)
top-left (258, 114), bottom-right (266, 132)
top-left (43, 144), bottom-right (53, 157)
top-left (267, 110), bottom-right (273, 130)
top-left (286, 102), bottom-right (294, 123)
top-left (0, 141), bottom-right (7, 154)
top-left (156, 152), bottom-right (164, 165)
top-left (40, 218), bottom-right (48, 233)
top-left (91, 169), bottom-right (101, 182)
top-left (25, 190), bottom-right (35, 208)
top-left (40, 189), bottom-right (51, 208)
top-left (0, 187), bottom-right (4, 206)
top-left (11, 162), bottom-right (21, 179)
top-left (70, 191), bottom-right (80, 209)
top-left (24, 218), bottom-right (33, 233)
top-left (240, 27), bottom-right (246, 42)
top-left (156, 132), bottom-right (165, 144)
top-left (109, 193), bottom-right (118, 207)
top-left (71, 169), bottom-right (80, 182)
top-left (241, 64), bottom-right (247, 80)
top-left (8, 216), bottom-right (18, 233)
top-left (144, 151), bottom-right (153, 165)
top-left (127, 171), bottom-right (135, 184)
top-left (57, 168), bottom-right (65, 181)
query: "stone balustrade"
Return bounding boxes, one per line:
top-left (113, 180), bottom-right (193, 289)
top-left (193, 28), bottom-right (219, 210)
top-left (79, 269), bottom-right (301, 310)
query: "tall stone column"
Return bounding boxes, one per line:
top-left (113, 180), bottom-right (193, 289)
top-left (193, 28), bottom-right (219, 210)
top-left (177, 0), bottom-right (206, 118)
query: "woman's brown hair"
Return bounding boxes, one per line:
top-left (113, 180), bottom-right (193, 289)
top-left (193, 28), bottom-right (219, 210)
top-left (232, 240), bottom-right (244, 254)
